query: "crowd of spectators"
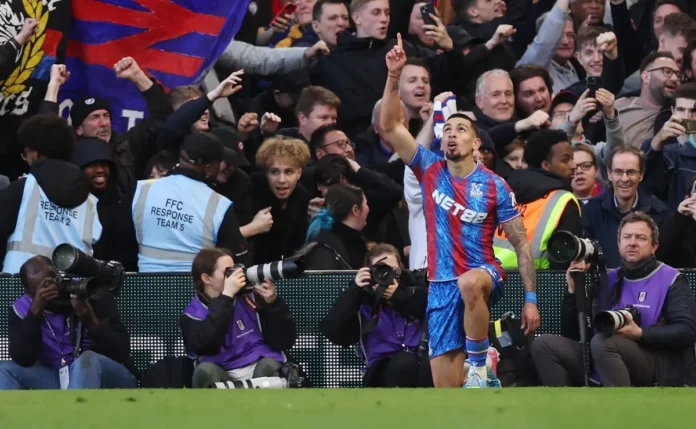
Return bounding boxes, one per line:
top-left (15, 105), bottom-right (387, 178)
top-left (1, 0), bottom-right (696, 390)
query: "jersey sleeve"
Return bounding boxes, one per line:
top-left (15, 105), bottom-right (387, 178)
top-left (407, 145), bottom-right (442, 182)
top-left (494, 177), bottom-right (521, 224)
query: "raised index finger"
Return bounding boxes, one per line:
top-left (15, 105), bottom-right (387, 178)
top-left (397, 33), bottom-right (402, 49)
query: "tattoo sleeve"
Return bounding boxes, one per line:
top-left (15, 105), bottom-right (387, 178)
top-left (502, 217), bottom-right (537, 293)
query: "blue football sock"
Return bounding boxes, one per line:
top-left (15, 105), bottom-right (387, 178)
top-left (466, 336), bottom-right (489, 368)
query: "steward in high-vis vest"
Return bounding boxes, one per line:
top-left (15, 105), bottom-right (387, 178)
top-left (131, 132), bottom-right (248, 272)
top-left (0, 115), bottom-right (102, 274)
top-left (494, 130), bottom-right (583, 270)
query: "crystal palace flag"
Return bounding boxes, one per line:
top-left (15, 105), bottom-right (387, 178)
top-left (0, 0), bottom-right (72, 118)
top-left (59, 0), bottom-right (250, 132)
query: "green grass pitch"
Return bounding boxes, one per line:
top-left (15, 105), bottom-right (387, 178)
top-left (0, 388), bottom-right (692, 428)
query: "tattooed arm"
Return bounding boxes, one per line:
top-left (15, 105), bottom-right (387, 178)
top-left (501, 216), bottom-right (541, 333)
top-left (381, 34), bottom-right (418, 163)
top-left (502, 217), bottom-right (536, 292)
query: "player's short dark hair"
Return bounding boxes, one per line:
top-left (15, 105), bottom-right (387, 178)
top-left (640, 51), bottom-right (675, 72)
top-left (445, 113), bottom-right (480, 138)
top-left (523, 129), bottom-right (569, 169)
top-left (18, 114), bottom-right (76, 161)
top-left (509, 65), bottom-right (553, 99)
top-left (314, 154), bottom-right (351, 186)
top-left (313, 0), bottom-right (347, 21)
top-left (451, 0), bottom-right (478, 20)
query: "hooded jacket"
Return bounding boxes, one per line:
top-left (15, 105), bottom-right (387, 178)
top-left (72, 139), bottom-right (138, 271)
top-left (504, 168), bottom-right (583, 269)
top-left (0, 160), bottom-right (94, 267)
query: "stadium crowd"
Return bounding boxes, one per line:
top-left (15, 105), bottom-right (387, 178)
top-left (1, 0), bottom-right (696, 390)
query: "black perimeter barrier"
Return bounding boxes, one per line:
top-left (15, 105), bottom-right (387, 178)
top-left (0, 270), bottom-right (694, 387)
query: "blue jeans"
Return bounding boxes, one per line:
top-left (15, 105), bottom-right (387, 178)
top-left (0, 351), bottom-right (137, 390)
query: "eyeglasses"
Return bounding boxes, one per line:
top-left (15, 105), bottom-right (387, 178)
top-left (645, 67), bottom-right (682, 80)
top-left (575, 162), bottom-right (595, 172)
top-left (552, 110), bottom-right (572, 121)
top-left (610, 169), bottom-right (640, 179)
top-left (321, 139), bottom-right (355, 151)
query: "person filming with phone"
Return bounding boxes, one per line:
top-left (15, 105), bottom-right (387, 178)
top-left (657, 177), bottom-right (696, 269)
top-left (531, 212), bottom-right (696, 387)
top-left (180, 248), bottom-right (301, 389)
top-left (642, 82), bottom-right (696, 211)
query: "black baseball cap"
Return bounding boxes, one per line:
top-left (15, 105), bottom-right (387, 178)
top-left (550, 91), bottom-right (579, 114)
top-left (210, 126), bottom-right (250, 168)
top-left (180, 132), bottom-right (224, 165)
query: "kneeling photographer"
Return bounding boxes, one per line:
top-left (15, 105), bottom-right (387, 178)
top-left (181, 248), bottom-right (302, 389)
top-left (532, 212), bottom-right (696, 387)
top-left (320, 244), bottom-right (432, 387)
top-left (0, 254), bottom-right (135, 390)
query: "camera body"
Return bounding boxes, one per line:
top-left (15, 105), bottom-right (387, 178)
top-left (369, 263), bottom-right (401, 287)
top-left (594, 306), bottom-right (642, 334)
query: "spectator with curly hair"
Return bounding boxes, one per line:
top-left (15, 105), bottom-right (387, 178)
top-left (250, 137), bottom-right (312, 264)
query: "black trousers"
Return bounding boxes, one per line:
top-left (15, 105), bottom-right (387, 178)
top-left (363, 351), bottom-right (433, 388)
top-left (531, 334), bottom-right (656, 387)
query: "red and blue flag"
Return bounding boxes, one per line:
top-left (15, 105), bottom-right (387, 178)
top-left (59, 0), bottom-right (251, 132)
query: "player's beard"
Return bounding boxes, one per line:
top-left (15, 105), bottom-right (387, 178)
top-left (445, 151), bottom-right (464, 161)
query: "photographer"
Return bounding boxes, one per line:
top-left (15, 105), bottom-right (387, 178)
top-left (180, 248), bottom-right (297, 388)
top-left (0, 256), bottom-right (135, 390)
top-left (531, 213), bottom-right (696, 387)
top-left (319, 244), bottom-right (432, 388)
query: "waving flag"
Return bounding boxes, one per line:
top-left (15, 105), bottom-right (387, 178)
top-left (0, 0), bottom-right (72, 117)
top-left (59, 0), bottom-right (250, 132)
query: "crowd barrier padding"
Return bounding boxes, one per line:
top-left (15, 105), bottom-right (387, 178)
top-left (0, 271), bottom-right (693, 387)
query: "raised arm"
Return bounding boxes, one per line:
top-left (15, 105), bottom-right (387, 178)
top-left (501, 216), bottom-right (540, 334)
top-left (381, 34), bottom-right (418, 164)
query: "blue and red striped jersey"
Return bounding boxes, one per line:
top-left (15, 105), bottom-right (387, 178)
top-left (408, 145), bottom-right (520, 282)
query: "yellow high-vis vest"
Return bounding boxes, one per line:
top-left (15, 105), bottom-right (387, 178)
top-left (493, 190), bottom-right (580, 269)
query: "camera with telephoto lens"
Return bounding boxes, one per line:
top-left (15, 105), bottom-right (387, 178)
top-left (51, 244), bottom-right (124, 304)
top-left (225, 256), bottom-right (307, 293)
top-left (594, 306), bottom-right (642, 334)
top-left (547, 231), bottom-right (601, 264)
top-left (369, 263), bottom-right (401, 287)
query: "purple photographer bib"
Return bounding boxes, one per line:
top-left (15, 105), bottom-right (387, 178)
top-left (359, 304), bottom-right (423, 369)
top-left (606, 263), bottom-right (677, 328)
top-left (13, 294), bottom-right (93, 369)
top-left (183, 295), bottom-right (285, 371)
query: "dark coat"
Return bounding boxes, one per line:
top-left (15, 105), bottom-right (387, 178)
top-left (581, 188), bottom-right (670, 268)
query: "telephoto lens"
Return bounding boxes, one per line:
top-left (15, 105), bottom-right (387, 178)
top-left (594, 307), bottom-right (642, 334)
top-left (547, 231), bottom-right (598, 264)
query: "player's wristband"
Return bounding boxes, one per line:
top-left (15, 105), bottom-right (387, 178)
top-left (524, 292), bottom-right (537, 305)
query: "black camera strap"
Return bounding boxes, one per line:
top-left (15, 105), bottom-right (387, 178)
top-left (360, 284), bottom-right (389, 336)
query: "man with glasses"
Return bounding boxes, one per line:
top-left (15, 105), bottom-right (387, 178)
top-left (642, 82), bottom-right (696, 211)
top-left (310, 125), bottom-right (357, 161)
top-left (621, 12), bottom-right (696, 95)
top-left (616, 52), bottom-right (682, 148)
top-left (581, 146), bottom-right (669, 268)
